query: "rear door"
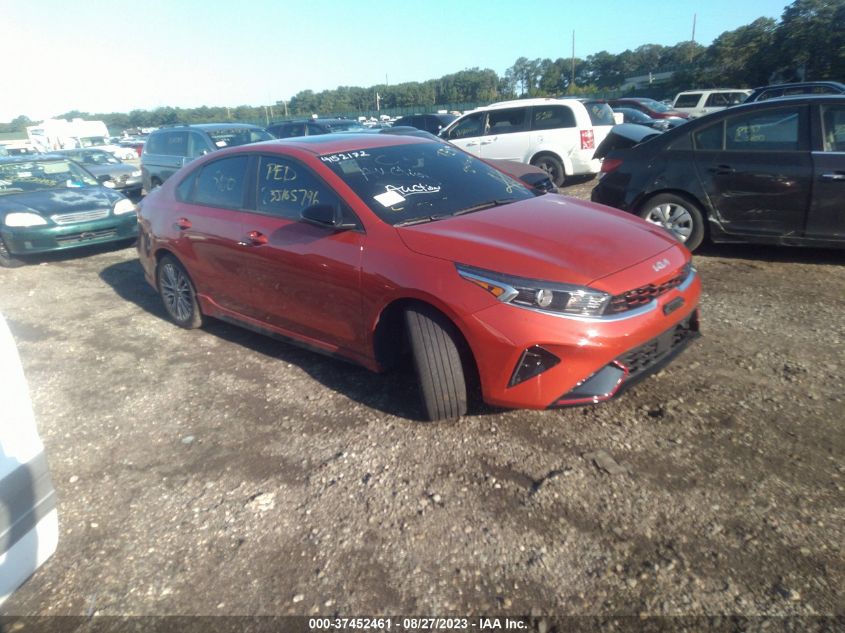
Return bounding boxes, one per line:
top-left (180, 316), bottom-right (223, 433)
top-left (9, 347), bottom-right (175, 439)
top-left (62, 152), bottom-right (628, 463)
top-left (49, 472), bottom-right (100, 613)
top-left (236, 154), bottom-right (366, 354)
top-left (475, 107), bottom-right (530, 161)
top-left (173, 154), bottom-right (257, 316)
top-left (692, 104), bottom-right (812, 237)
top-left (807, 102), bottom-right (845, 239)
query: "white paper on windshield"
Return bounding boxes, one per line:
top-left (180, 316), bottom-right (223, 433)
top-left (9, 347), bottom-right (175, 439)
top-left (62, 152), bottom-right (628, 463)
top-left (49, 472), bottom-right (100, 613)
top-left (374, 190), bottom-right (406, 207)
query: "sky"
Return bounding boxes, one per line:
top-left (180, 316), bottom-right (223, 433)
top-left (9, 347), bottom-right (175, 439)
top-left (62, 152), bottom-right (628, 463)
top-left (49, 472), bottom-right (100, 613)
top-left (0, 0), bottom-right (793, 123)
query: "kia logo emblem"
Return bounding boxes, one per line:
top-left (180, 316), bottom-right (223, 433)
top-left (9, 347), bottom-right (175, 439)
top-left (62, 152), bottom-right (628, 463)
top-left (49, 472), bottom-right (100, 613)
top-left (652, 258), bottom-right (670, 272)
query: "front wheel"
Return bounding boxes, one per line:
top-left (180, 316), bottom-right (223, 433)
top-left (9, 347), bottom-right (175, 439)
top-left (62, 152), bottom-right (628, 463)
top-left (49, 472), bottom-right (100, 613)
top-left (404, 306), bottom-right (468, 422)
top-left (638, 193), bottom-right (705, 251)
top-left (530, 154), bottom-right (566, 188)
top-left (156, 255), bottom-right (204, 329)
top-left (0, 237), bottom-right (25, 268)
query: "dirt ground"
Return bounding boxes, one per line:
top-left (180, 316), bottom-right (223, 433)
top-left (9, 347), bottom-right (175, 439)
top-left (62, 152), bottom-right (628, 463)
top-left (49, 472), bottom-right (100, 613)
top-left (1, 178), bottom-right (843, 626)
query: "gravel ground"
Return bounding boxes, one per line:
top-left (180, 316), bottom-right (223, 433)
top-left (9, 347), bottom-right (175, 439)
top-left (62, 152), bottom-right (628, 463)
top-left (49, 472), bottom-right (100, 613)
top-left (1, 178), bottom-right (843, 624)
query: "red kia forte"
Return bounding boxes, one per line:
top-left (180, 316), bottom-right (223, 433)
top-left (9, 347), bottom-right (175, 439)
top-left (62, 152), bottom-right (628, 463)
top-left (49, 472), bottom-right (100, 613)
top-left (137, 134), bottom-right (701, 421)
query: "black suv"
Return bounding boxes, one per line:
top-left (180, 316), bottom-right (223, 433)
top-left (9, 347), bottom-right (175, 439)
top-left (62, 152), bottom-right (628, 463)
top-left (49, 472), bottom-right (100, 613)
top-left (394, 113), bottom-right (457, 135)
top-left (267, 118), bottom-right (367, 138)
top-left (744, 81), bottom-right (845, 103)
top-left (140, 123), bottom-right (272, 192)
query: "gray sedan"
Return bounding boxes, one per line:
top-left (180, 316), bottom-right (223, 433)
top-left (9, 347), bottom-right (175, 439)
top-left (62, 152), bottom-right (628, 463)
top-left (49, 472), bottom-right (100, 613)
top-left (55, 148), bottom-right (142, 196)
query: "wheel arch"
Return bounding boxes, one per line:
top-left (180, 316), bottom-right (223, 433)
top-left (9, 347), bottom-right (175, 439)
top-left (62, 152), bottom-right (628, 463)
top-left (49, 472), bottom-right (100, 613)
top-left (372, 297), bottom-right (480, 388)
top-left (529, 149), bottom-right (572, 178)
top-left (635, 188), bottom-right (712, 240)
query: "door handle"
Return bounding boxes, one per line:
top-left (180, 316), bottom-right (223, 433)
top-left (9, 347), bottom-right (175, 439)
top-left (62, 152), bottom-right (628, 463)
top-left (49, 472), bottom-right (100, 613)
top-left (480, 138), bottom-right (497, 145)
top-left (820, 172), bottom-right (845, 181)
top-left (238, 230), bottom-right (267, 247)
top-left (465, 142), bottom-right (478, 147)
top-left (707, 164), bottom-right (735, 175)
top-left (175, 217), bottom-right (191, 230)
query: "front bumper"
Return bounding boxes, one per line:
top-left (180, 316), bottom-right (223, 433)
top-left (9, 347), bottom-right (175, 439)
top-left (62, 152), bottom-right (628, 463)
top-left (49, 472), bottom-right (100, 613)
top-left (1, 214), bottom-right (138, 255)
top-left (462, 267), bottom-right (701, 409)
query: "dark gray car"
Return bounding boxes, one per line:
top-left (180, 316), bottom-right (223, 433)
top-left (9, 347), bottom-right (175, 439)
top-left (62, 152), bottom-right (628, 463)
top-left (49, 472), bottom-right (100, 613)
top-left (55, 148), bottom-right (142, 196)
top-left (140, 124), bottom-right (273, 193)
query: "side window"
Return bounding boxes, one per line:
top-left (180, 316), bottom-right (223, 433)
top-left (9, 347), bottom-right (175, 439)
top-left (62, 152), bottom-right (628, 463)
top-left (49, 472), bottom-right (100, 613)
top-left (190, 155), bottom-right (249, 208)
top-left (448, 113), bottom-right (484, 139)
top-left (531, 105), bottom-right (576, 130)
top-left (175, 170), bottom-right (198, 201)
top-left (163, 132), bottom-right (188, 157)
top-left (694, 122), bottom-right (724, 150)
top-left (725, 107), bottom-right (802, 151)
top-left (705, 93), bottom-right (730, 107)
top-left (674, 93), bottom-right (702, 108)
top-left (145, 132), bottom-right (166, 155)
top-left (188, 133), bottom-right (210, 158)
top-left (486, 108), bottom-right (527, 135)
top-left (757, 89), bottom-right (782, 102)
top-left (257, 156), bottom-right (340, 221)
top-left (821, 105), bottom-right (845, 152)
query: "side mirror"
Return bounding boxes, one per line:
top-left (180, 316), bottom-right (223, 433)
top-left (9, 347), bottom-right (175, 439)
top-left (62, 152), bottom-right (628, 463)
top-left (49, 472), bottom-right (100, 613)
top-left (301, 204), bottom-right (357, 231)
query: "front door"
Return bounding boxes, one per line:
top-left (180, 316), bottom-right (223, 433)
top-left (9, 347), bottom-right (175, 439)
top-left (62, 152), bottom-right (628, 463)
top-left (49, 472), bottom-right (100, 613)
top-left (693, 104), bottom-right (812, 237)
top-left (237, 155), bottom-right (366, 357)
top-left (477, 107), bottom-right (530, 161)
top-left (444, 112), bottom-right (485, 157)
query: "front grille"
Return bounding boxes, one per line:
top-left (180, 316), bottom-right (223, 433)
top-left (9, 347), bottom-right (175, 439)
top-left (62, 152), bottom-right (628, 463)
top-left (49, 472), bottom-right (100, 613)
top-left (51, 208), bottom-right (110, 225)
top-left (55, 229), bottom-right (117, 244)
top-left (617, 312), bottom-right (698, 379)
top-left (607, 264), bottom-right (692, 314)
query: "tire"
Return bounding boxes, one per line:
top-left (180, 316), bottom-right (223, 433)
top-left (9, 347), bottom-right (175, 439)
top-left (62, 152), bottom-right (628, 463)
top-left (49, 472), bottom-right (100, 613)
top-left (637, 193), bottom-right (705, 251)
top-left (0, 237), bottom-right (25, 268)
top-left (156, 255), bottom-right (204, 329)
top-left (404, 306), bottom-right (468, 421)
top-left (530, 154), bottom-right (566, 188)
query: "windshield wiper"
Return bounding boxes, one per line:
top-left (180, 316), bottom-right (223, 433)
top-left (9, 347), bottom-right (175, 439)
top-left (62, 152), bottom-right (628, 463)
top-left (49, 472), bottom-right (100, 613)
top-left (393, 214), bottom-right (451, 227)
top-left (452, 198), bottom-right (516, 216)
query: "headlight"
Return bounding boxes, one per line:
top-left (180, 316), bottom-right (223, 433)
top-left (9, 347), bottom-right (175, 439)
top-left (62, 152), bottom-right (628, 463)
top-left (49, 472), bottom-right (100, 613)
top-left (457, 264), bottom-right (611, 317)
top-left (113, 198), bottom-right (136, 215)
top-left (4, 212), bottom-right (48, 227)
top-left (131, 170), bottom-right (141, 177)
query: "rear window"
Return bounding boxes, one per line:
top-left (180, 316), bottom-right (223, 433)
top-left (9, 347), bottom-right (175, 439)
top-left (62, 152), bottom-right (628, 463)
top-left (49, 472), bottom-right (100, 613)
top-left (583, 102), bottom-right (615, 126)
top-left (206, 127), bottom-right (273, 148)
top-left (674, 93), bottom-right (702, 108)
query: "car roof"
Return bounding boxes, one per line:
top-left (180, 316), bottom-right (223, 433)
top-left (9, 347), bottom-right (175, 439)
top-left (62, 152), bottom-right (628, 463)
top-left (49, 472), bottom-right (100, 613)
top-left (236, 133), bottom-right (433, 156)
top-left (0, 155), bottom-right (64, 165)
top-left (751, 80), bottom-right (845, 91)
top-left (477, 98), bottom-right (584, 111)
top-left (155, 123), bottom-right (264, 132)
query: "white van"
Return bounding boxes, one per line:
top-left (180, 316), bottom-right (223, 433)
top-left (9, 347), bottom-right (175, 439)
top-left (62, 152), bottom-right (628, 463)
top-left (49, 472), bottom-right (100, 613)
top-left (439, 98), bottom-right (615, 187)
top-left (671, 89), bottom-right (752, 118)
top-left (0, 313), bottom-right (58, 606)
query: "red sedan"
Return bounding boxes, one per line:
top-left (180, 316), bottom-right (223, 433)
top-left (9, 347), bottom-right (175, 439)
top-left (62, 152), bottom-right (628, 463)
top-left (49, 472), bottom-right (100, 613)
top-left (137, 134), bottom-right (700, 421)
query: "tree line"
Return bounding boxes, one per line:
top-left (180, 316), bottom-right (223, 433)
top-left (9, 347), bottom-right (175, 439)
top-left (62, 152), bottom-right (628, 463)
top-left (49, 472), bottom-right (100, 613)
top-left (1, 0), bottom-right (841, 133)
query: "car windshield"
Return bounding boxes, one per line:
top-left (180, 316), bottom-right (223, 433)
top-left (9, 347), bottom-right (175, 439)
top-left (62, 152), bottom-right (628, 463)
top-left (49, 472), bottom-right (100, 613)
top-left (320, 142), bottom-right (534, 226)
top-left (78, 136), bottom-right (110, 148)
top-left (636, 99), bottom-right (672, 113)
top-left (79, 151), bottom-right (120, 165)
top-left (0, 160), bottom-right (99, 194)
top-left (208, 128), bottom-right (274, 148)
top-left (327, 121), bottom-right (369, 133)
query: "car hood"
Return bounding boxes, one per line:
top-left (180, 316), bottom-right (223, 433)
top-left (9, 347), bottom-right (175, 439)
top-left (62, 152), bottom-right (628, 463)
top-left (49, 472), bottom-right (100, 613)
top-left (0, 187), bottom-right (122, 216)
top-left (396, 195), bottom-right (680, 288)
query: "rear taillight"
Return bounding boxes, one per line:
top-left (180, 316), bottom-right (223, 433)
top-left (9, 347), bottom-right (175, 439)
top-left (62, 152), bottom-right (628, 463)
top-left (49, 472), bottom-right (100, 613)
top-left (580, 129), bottom-right (595, 150)
top-left (601, 158), bottom-right (623, 174)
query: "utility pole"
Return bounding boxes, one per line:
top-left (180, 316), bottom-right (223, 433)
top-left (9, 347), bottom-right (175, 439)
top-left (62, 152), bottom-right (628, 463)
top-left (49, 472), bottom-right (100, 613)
top-left (570, 31), bottom-right (576, 92)
top-left (690, 13), bottom-right (697, 63)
